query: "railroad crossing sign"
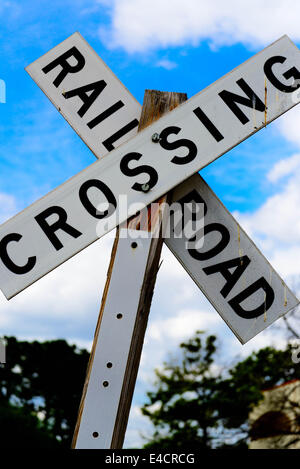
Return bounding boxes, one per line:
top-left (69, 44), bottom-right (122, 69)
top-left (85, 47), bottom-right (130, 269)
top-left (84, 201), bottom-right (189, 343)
top-left (1, 32), bottom-right (299, 448)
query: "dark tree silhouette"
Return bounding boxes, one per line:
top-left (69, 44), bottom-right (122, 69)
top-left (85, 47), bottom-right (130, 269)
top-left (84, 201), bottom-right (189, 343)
top-left (0, 337), bottom-right (89, 447)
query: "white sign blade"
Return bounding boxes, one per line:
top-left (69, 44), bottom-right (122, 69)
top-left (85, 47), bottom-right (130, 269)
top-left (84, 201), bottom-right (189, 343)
top-left (26, 32), bottom-right (141, 158)
top-left (24, 34), bottom-right (299, 342)
top-left (1, 35), bottom-right (300, 299)
top-left (74, 230), bottom-right (153, 449)
top-left (166, 174), bottom-right (299, 344)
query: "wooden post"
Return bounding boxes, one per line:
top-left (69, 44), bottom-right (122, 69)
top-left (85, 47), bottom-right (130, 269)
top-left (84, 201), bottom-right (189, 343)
top-left (72, 90), bottom-right (187, 449)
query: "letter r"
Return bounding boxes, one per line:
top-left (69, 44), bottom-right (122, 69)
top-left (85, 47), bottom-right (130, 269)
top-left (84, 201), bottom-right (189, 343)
top-left (42, 46), bottom-right (85, 88)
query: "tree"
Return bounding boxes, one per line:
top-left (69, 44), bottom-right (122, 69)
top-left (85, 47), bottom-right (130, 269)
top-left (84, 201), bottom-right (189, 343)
top-left (0, 401), bottom-right (59, 448)
top-left (0, 337), bottom-right (89, 447)
top-left (142, 331), bottom-right (229, 449)
top-left (142, 332), bottom-right (300, 449)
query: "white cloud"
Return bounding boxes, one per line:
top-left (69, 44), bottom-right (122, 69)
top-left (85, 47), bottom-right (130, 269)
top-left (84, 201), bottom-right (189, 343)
top-left (268, 247), bottom-right (300, 279)
top-left (148, 307), bottom-right (221, 343)
top-left (156, 59), bottom-right (177, 70)
top-left (228, 322), bottom-right (290, 361)
top-left (276, 105), bottom-right (300, 149)
top-left (267, 153), bottom-right (300, 183)
top-left (243, 182), bottom-right (300, 245)
top-left (125, 405), bottom-right (154, 448)
top-left (138, 302), bottom-right (224, 388)
top-left (235, 153), bottom-right (300, 281)
top-left (97, 0), bottom-right (300, 53)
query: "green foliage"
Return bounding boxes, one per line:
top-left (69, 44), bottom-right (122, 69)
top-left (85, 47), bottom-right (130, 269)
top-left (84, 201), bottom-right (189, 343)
top-left (0, 336), bottom-right (89, 447)
top-left (218, 345), bottom-right (300, 429)
top-left (142, 332), bottom-right (300, 449)
top-left (142, 331), bottom-right (223, 448)
top-left (0, 402), bottom-right (58, 448)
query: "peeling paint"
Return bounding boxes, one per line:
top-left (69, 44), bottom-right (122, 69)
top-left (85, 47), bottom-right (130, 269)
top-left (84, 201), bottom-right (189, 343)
top-left (252, 94), bottom-right (257, 129)
top-left (264, 77), bottom-right (268, 127)
top-left (284, 284), bottom-right (288, 307)
top-left (237, 224), bottom-right (243, 263)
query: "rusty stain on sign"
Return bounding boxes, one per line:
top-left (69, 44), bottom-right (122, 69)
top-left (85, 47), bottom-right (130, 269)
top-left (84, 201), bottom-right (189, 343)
top-left (264, 77), bottom-right (268, 127)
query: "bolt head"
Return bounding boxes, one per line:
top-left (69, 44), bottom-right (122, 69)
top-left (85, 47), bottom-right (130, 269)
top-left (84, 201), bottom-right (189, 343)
top-left (151, 132), bottom-right (160, 143)
top-left (141, 183), bottom-right (150, 193)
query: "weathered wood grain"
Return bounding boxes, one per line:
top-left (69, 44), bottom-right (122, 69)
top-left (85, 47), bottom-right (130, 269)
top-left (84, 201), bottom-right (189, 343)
top-left (72, 90), bottom-right (187, 449)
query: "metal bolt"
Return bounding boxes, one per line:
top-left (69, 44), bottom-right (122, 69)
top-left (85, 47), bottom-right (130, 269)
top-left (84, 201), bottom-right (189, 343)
top-left (151, 132), bottom-right (160, 143)
top-left (141, 183), bottom-right (150, 193)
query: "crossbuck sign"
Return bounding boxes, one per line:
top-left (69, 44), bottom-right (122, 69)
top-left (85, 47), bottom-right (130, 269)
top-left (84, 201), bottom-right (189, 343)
top-left (1, 32), bottom-right (299, 447)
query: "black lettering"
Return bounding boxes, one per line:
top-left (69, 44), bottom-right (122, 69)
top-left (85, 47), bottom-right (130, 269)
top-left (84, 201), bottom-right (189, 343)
top-left (188, 223), bottom-right (230, 261)
top-left (87, 101), bottom-right (125, 129)
top-left (120, 152), bottom-right (158, 192)
top-left (63, 80), bottom-right (107, 117)
top-left (264, 55), bottom-right (300, 93)
top-left (35, 206), bottom-right (82, 251)
top-left (203, 255), bottom-right (251, 298)
top-left (102, 119), bottom-right (139, 151)
top-left (193, 107), bottom-right (224, 142)
top-left (42, 47), bottom-right (85, 88)
top-left (79, 179), bottom-right (117, 219)
top-left (0, 233), bottom-right (36, 275)
top-left (228, 277), bottom-right (275, 319)
top-left (178, 189), bottom-right (208, 216)
top-left (159, 126), bottom-right (198, 165)
top-left (219, 78), bottom-right (265, 125)
top-left (173, 189), bottom-right (207, 239)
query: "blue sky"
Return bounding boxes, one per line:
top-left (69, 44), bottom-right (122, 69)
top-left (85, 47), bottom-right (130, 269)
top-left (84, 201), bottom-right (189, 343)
top-left (0, 1), bottom-right (298, 213)
top-left (1, 0), bottom-right (300, 447)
